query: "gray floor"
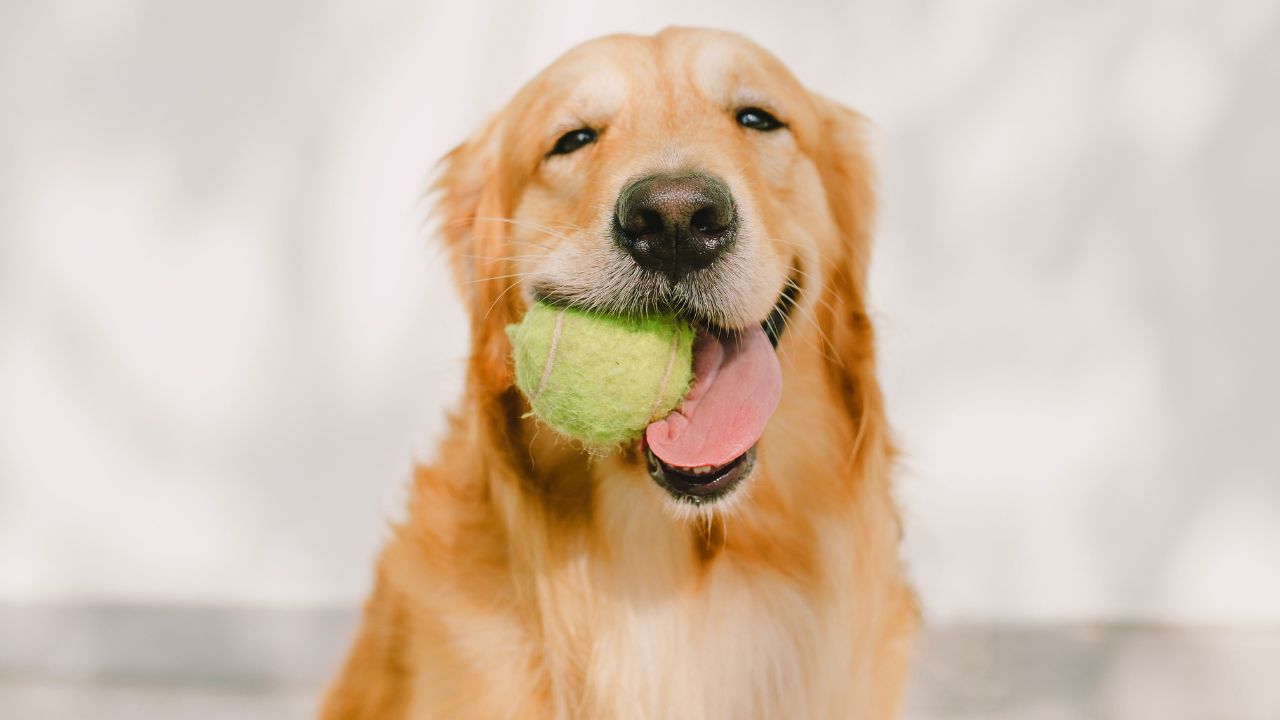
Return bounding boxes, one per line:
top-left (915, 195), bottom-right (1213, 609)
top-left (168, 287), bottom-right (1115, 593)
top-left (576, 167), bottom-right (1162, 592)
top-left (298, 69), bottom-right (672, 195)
top-left (2, 606), bottom-right (1277, 719)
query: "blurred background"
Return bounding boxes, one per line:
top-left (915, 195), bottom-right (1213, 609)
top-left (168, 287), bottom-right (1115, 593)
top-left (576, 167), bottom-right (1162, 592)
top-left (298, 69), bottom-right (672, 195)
top-left (2, 0), bottom-right (1278, 717)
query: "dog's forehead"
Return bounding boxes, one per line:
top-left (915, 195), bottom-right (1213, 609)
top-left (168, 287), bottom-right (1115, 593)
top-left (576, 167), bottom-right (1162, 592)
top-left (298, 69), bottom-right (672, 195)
top-left (536, 52), bottom-right (632, 125)
top-left (536, 30), bottom-right (793, 116)
top-left (685, 34), bottom-right (785, 105)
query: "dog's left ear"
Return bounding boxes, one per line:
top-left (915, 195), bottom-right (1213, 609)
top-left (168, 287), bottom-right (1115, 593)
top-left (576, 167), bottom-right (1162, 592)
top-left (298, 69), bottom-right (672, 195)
top-left (808, 93), bottom-right (886, 436)
top-left (809, 93), bottom-right (876, 303)
top-left (433, 114), bottom-right (522, 394)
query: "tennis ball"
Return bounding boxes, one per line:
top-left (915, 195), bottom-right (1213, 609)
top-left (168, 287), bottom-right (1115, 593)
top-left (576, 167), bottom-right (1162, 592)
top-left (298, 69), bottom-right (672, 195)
top-left (506, 302), bottom-right (694, 448)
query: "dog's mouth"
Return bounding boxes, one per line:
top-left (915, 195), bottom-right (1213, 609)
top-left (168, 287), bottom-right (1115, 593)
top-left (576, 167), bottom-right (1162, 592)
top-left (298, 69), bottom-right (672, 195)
top-left (643, 277), bottom-right (799, 504)
top-left (646, 446), bottom-right (757, 505)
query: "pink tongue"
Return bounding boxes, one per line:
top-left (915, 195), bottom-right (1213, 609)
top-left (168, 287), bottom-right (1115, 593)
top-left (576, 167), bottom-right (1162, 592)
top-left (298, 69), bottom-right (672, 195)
top-left (645, 325), bottom-right (782, 469)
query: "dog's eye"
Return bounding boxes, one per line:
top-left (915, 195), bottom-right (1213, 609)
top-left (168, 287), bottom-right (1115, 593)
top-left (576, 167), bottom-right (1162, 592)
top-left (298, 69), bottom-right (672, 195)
top-left (736, 107), bottom-right (784, 132)
top-left (549, 127), bottom-right (597, 156)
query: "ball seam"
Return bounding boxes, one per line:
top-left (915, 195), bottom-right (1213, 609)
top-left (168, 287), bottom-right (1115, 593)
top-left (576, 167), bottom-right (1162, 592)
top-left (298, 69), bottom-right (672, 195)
top-left (648, 329), bottom-right (683, 422)
top-left (532, 308), bottom-right (566, 401)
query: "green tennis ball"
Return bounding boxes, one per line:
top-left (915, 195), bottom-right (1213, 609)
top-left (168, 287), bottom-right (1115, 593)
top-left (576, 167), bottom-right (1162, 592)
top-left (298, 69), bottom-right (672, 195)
top-left (506, 302), bottom-right (694, 448)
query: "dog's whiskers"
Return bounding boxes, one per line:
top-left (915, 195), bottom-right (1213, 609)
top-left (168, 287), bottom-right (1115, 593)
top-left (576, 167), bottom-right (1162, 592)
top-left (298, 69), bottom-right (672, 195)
top-left (466, 216), bottom-right (580, 243)
top-left (467, 270), bottom-right (540, 285)
top-left (464, 236), bottom-right (555, 251)
top-left (758, 240), bottom-right (844, 363)
top-left (455, 252), bottom-right (545, 262)
top-left (483, 279), bottom-right (524, 321)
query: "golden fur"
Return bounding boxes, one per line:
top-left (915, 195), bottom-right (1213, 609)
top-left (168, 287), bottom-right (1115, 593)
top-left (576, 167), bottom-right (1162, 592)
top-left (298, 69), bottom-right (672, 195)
top-left (323, 27), bottom-right (917, 719)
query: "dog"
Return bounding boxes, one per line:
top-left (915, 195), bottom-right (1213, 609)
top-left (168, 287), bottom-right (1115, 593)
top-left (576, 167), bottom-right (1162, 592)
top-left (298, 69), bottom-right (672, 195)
top-left (322, 27), bottom-right (917, 719)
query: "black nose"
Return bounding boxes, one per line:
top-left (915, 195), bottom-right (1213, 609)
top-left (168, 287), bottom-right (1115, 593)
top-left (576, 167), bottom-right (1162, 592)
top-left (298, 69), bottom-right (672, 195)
top-left (613, 173), bottom-right (737, 279)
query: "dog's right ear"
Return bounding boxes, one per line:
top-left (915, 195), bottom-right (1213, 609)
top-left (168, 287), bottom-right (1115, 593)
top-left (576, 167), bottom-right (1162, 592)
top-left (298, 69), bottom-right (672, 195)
top-left (433, 114), bottom-right (523, 395)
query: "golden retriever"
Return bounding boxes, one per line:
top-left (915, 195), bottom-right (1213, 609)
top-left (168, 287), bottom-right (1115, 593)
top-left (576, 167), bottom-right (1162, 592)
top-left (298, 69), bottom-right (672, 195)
top-left (323, 27), bottom-right (917, 719)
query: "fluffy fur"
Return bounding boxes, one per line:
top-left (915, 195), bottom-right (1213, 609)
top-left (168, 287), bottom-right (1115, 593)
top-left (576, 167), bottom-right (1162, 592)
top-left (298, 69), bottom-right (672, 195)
top-left (323, 27), bottom-right (918, 720)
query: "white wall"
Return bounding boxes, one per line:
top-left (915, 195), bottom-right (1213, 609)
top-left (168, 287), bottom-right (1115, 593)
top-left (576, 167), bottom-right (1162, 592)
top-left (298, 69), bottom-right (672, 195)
top-left (2, 0), bottom-right (1277, 623)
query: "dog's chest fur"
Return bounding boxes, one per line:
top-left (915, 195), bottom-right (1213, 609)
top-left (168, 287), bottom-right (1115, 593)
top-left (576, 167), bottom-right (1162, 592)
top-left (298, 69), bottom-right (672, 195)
top-left (405, 477), bottom-right (865, 720)
top-left (572, 549), bottom-right (855, 719)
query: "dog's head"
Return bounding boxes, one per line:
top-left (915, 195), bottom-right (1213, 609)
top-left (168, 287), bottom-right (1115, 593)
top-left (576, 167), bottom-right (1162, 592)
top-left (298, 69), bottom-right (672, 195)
top-left (436, 28), bottom-right (878, 507)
